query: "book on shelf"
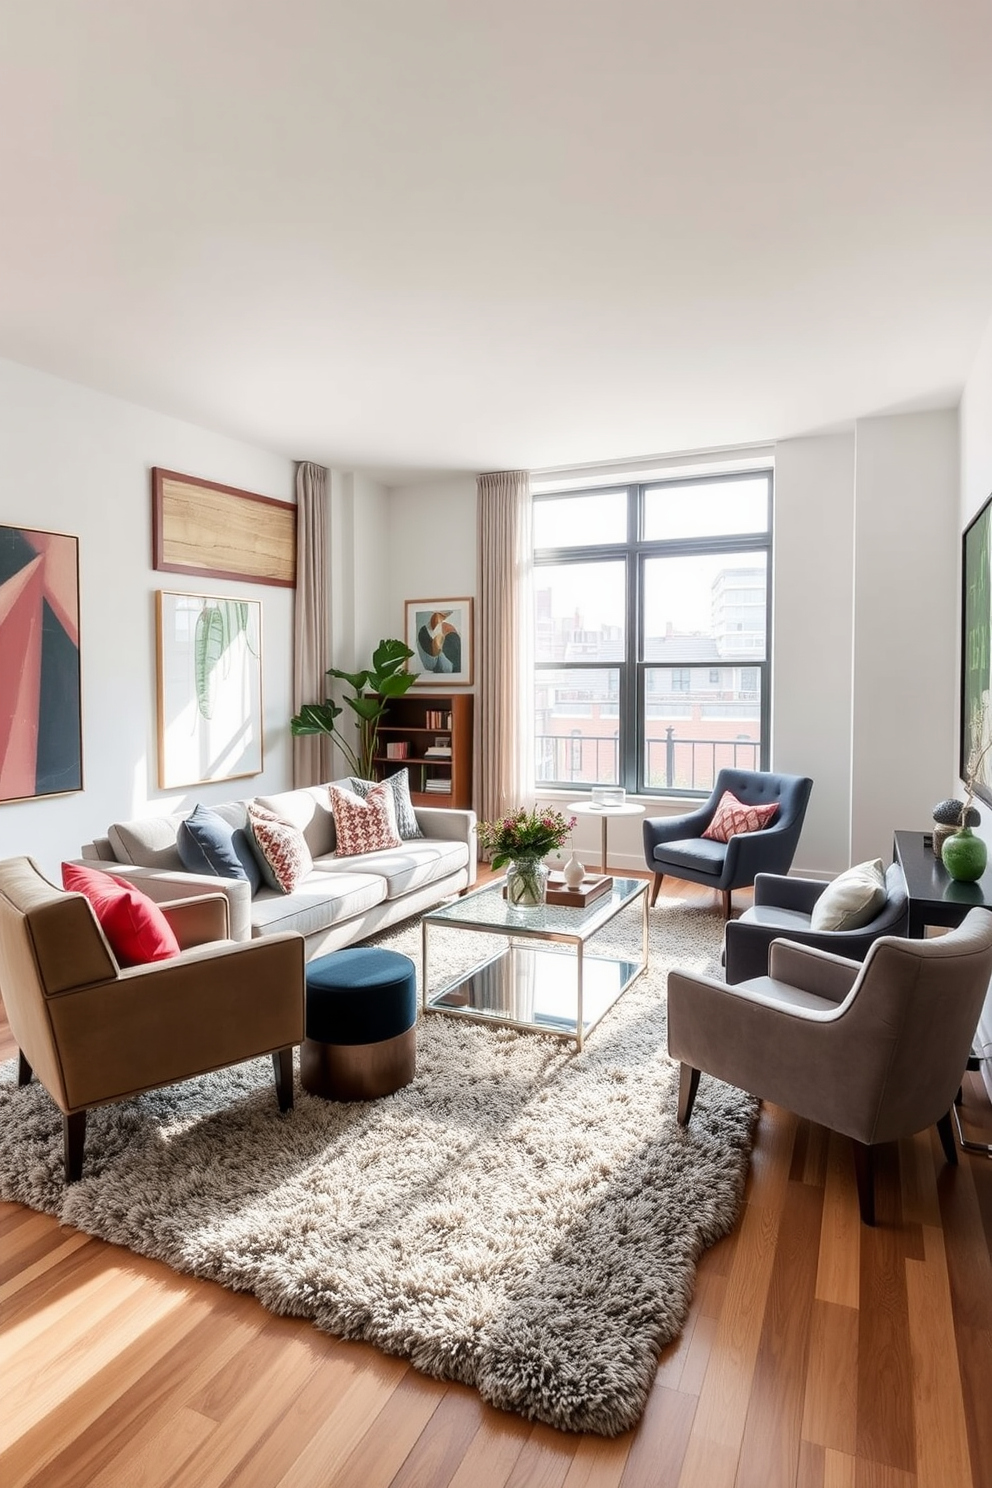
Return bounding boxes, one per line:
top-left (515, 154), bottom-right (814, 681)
top-left (385, 742), bottom-right (409, 760)
top-left (425, 710), bottom-right (454, 729)
top-left (423, 779), bottom-right (452, 793)
top-left (423, 745), bottom-right (452, 757)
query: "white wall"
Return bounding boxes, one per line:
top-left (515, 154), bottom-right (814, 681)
top-left (850, 411), bottom-right (958, 862)
top-left (0, 358), bottom-right (295, 880)
top-left (377, 431), bottom-right (961, 878)
top-left (386, 477), bottom-right (477, 616)
top-left (773, 433), bottom-right (855, 874)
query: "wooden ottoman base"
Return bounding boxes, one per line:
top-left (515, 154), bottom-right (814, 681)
top-left (300, 1025), bottom-right (417, 1102)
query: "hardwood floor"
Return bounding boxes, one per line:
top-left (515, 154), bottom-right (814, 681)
top-left (2, 879), bottom-right (991, 1488)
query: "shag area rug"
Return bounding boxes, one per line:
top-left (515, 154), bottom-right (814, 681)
top-left (0, 899), bottom-right (757, 1437)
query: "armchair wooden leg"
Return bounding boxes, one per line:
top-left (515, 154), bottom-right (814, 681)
top-left (63, 1111), bottom-right (86, 1184)
top-left (852, 1141), bottom-right (876, 1226)
top-left (936, 1110), bottom-right (958, 1167)
top-left (17, 1050), bottom-right (32, 1086)
top-left (721, 889), bottom-right (732, 919)
top-left (650, 873), bottom-right (664, 907)
top-left (273, 1048), bottom-right (295, 1112)
top-left (677, 1064), bottom-right (701, 1127)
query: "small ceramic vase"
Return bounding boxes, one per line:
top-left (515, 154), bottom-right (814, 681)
top-left (941, 826), bottom-right (988, 883)
top-left (563, 850), bottom-right (586, 890)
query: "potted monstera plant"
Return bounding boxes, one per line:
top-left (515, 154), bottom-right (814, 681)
top-left (290, 638), bottom-right (419, 780)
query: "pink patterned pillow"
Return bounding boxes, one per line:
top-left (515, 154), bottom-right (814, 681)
top-left (701, 791), bottom-right (779, 843)
top-left (247, 802), bottom-right (314, 892)
top-left (329, 781), bottom-right (402, 857)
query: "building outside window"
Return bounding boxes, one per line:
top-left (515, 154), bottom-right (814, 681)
top-left (532, 471), bottom-right (772, 795)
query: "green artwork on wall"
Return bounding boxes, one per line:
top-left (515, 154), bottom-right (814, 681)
top-left (962, 495), bottom-right (992, 806)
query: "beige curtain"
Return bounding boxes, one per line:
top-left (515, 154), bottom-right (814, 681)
top-left (476, 470), bottom-right (533, 838)
top-left (293, 462), bottom-right (332, 786)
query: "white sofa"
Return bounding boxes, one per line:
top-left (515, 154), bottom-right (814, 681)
top-left (79, 782), bottom-right (477, 960)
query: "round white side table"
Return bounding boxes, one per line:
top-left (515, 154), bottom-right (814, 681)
top-left (567, 801), bottom-right (645, 875)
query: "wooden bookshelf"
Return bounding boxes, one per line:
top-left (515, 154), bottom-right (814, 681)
top-left (373, 692), bottom-right (473, 809)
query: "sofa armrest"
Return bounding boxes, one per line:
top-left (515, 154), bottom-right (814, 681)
top-left (412, 807), bottom-right (478, 885)
top-left (767, 940), bottom-right (862, 1003)
top-left (80, 837), bottom-right (115, 861)
top-left (160, 893), bottom-right (231, 949)
top-left (63, 860), bottom-right (253, 942)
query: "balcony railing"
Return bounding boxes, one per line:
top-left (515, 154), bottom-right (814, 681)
top-left (536, 726), bottom-right (760, 792)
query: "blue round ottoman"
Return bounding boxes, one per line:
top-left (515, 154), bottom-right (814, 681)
top-left (301, 947), bottom-right (418, 1101)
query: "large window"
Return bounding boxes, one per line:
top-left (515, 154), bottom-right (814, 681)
top-left (533, 471), bottom-right (772, 796)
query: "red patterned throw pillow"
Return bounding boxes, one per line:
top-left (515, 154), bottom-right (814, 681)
top-left (701, 791), bottom-right (779, 843)
top-left (329, 781), bottom-right (402, 857)
top-left (61, 862), bottom-right (181, 967)
top-left (247, 803), bottom-right (314, 893)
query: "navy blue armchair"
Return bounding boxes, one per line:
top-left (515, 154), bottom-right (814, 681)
top-left (642, 768), bottom-right (813, 918)
top-left (724, 863), bottom-right (909, 983)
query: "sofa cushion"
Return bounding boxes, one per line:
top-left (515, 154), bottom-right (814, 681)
top-left (62, 862), bottom-right (181, 968)
top-left (247, 803), bottom-right (314, 893)
top-left (177, 803), bottom-right (262, 895)
top-left (250, 870), bottom-right (388, 939)
top-left (702, 791), bottom-right (779, 843)
top-left (314, 836), bottom-right (470, 900)
top-left (108, 800), bottom-right (250, 871)
top-left (253, 785), bottom-right (337, 858)
top-left (108, 815), bottom-right (187, 871)
top-left (348, 770), bottom-right (423, 839)
top-left (810, 859), bottom-right (887, 932)
top-left (329, 782), bottom-right (402, 857)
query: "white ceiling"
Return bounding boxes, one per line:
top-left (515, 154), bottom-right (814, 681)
top-left (2, 1), bottom-right (992, 484)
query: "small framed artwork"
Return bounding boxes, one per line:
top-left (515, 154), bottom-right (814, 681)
top-left (0, 525), bottom-right (82, 803)
top-left (405, 597), bottom-right (474, 686)
top-left (156, 591), bottom-right (263, 789)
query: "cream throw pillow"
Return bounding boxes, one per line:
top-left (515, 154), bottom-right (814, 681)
top-left (810, 858), bottom-right (887, 932)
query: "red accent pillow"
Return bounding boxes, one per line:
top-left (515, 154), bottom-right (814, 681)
top-left (61, 862), bottom-right (181, 968)
top-left (329, 780), bottom-right (402, 857)
top-left (701, 791), bottom-right (779, 844)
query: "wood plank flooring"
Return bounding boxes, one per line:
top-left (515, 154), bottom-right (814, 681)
top-left (2, 880), bottom-right (991, 1487)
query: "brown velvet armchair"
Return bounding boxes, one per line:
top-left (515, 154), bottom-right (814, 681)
top-left (668, 908), bottom-right (992, 1224)
top-left (0, 856), bottom-right (306, 1183)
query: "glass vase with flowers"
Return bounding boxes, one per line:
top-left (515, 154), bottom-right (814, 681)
top-left (478, 806), bottom-right (577, 909)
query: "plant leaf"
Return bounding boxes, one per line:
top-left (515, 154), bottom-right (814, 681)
top-left (194, 605), bottom-right (226, 720)
top-left (328, 667), bottom-right (370, 692)
top-left (290, 701), bottom-right (341, 735)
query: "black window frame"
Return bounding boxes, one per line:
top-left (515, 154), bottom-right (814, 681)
top-left (532, 470), bottom-right (773, 798)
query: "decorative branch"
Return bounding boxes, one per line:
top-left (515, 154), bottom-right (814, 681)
top-left (961, 699), bottom-right (992, 828)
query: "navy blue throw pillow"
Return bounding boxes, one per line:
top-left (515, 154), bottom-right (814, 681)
top-left (177, 804), bottom-right (262, 896)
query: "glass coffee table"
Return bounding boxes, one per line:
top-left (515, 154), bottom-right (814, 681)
top-left (420, 875), bottom-right (649, 1051)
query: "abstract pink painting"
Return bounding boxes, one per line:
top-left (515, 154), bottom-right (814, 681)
top-left (0, 526), bottom-right (82, 802)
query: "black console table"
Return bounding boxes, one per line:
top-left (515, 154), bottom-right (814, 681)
top-left (893, 829), bottom-right (992, 937)
top-left (893, 829), bottom-right (992, 1155)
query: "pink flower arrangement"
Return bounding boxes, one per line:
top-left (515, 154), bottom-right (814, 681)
top-left (477, 806), bottom-right (576, 869)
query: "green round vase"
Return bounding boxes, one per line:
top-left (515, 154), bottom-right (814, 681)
top-left (941, 825), bottom-right (988, 883)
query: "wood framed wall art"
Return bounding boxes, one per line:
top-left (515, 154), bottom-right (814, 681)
top-left (156, 591), bottom-right (263, 789)
top-left (0, 524), bottom-right (82, 803)
top-left (405, 597), bottom-right (474, 685)
top-left (152, 468), bottom-right (296, 587)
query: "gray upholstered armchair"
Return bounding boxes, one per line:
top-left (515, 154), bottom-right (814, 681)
top-left (0, 856), bottom-right (306, 1183)
top-left (723, 863), bottom-right (909, 983)
top-left (668, 908), bottom-right (992, 1224)
top-left (642, 768), bottom-right (813, 917)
